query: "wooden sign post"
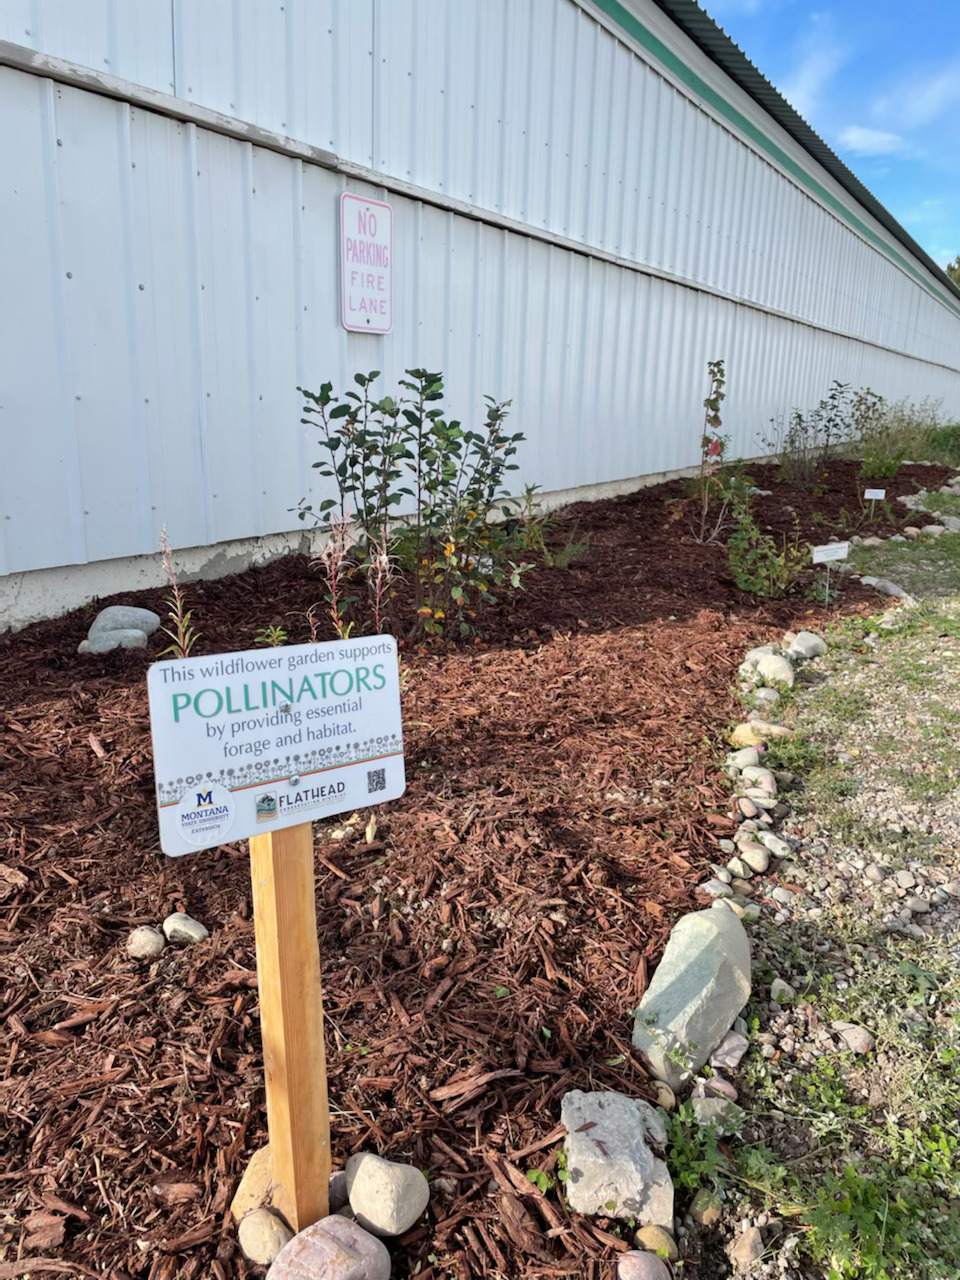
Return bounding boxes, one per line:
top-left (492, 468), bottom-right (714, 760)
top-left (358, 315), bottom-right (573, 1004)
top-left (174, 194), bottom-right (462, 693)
top-left (147, 636), bottom-right (405, 1233)
top-left (250, 821), bottom-right (330, 1230)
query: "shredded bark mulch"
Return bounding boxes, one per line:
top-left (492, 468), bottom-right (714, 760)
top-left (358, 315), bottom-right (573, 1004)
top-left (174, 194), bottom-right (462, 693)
top-left (0, 460), bottom-right (947, 1279)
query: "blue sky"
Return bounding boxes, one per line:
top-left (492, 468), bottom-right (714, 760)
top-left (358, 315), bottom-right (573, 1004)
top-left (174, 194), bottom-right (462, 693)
top-left (701, 0), bottom-right (960, 267)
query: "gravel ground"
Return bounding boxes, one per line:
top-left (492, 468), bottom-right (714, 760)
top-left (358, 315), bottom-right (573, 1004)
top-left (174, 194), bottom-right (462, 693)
top-left (679, 577), bottom-right (960, 1277)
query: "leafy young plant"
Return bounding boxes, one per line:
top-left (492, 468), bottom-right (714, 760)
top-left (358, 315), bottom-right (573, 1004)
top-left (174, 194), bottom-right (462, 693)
top-left (255, 624), bottom-right (288, 647)
top-left (693, 359), bottom-right (730, 544)
top-left (296, 369), bottom-right (531, 638)
top-left (666, 1102), bottom-right (730, 1192)
top-left (727, 497), bottom-right (808, 597)
top-left (760, 380), bottom-right (858, 489)
top-left (158, 525), bottom-right (200, 658)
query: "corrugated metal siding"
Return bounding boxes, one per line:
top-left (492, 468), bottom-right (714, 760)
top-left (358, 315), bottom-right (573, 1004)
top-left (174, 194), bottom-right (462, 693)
top-left (3, 61), bottom-right (960, 578)
top-left (5, 0), bottom-right (960, 358)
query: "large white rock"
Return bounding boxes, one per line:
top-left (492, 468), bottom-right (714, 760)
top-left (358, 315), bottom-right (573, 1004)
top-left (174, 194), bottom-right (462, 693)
top-left (346, 1152), bottom-right (429, 1237)
top-left (126, 926), bottom-right (165, 960)
top-left (238, 1208), bottom-right (293, 1265)
top-left (79, 629), bottom-right (149, 655)
top-left (785, 630), bottom-right (827, 660)
top-left (618, 1252), bottom-right (672, 1280)
top-left (89, 605), bottom-right (161, 636)
top-left (755, 653), bottom-right (795, 688)
top-left (267, 1215), bottom-right (390, 1280)
top-left (560, 1090), bottom-right (674, 1227)
top-left (162, 912), bottom-right (209, 945)
top-left (632, 909), bottom-right (751, 1090)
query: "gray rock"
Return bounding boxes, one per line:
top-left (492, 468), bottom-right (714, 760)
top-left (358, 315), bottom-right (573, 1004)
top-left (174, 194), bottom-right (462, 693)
top-left (238, 1208), bottom-right (293, 1265)
top-left (346, 1152), bottom-right (429, 1237)
top-left (905, 896), bottom-right (931, 913)
top-left (690, 1186), bottom-right (723, 1226)
top-left (708, 1031), bottom-right (749, 1070)
top-left (861, 577), bottom-right (917, 605)
top-left (921, 524), bottom-right (946, 537)
top-left (753, 687), bottom-right (780, 710)
top-left (618, 1251), bottom-right (672, 1280)
top-left (770, 978), bottom-right (796, 1003)
top-left (729, 1225), bottom-right (764, 1268)
top-left (712, 868), bottom-right (733, 884)
top-left (742, 789), bottom-right (777, 810)
top-left (741, 766), bottom-right (777, 794)
top-left (737, 797), bottom-right (758, 819)
top-left (700, 878), bottom-right (733, 898)
top-left (726, 857), bottom-right (752, 880)
top-left (703, 1074), bottom-right (738, 1101)
top-left (162, 912), bottom-right (209, 945)
top-left (771, 886), bottom-right (795, 906)
top-left (758, 833), bottom-right (791, 858)
top-left (632, 908), bottom-right (751, 1090)
top-left (718, 839), bottom-right (736, 855)
top-left (938, 515), bottom-right (960, 532)
top-left (895, 870), bottom-right (916, 889)
top-left (633, 1224), bottom-right (678, 1261)
top-left (88, 605), bottom-right (161, 637)
top-left (727, 747), bottom-right (761, 771)
top-left (267, 1215), bottom-right (391, 1280)
top-left (832, 1022), bottom-right (874, 1054)
top-left (741, 645), bottom-right (778, 669)
top-left (691, 1095), bottom-right (743, 1135)
top-left (739, 843), bottom-right (770, 874)
top-left (756, 653), bottom-right (795, 688)
top-left (329, 1169), bottom-right (349, 1212)
top-left (79, 628), bottom-right (148, 655)
top-left (864, 863), bottom-right (887, 884)
top-left (561, 1090), bottom-right (673, 1225)
top-left (786, 630), bottom-right (827, 660)
top-left (126, 926), bottom-right (165, 960)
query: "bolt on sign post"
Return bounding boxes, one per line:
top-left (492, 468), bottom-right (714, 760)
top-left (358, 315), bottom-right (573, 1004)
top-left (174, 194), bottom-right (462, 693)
top-left (147, 636), bottom-right (405, 1231)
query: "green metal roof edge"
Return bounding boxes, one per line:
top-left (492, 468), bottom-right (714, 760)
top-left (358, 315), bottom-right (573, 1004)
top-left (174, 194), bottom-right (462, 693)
top-left (590, 0), bottom-right (960, 320)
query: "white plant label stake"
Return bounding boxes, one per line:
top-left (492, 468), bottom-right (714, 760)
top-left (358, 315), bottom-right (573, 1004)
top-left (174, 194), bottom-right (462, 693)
top-left (864, 487), bottom-right (886, 521)
top-left (811, 541), bottom-right (850, 604)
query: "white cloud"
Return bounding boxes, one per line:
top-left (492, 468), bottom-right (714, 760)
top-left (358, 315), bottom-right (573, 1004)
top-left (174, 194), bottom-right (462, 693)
top-left (837, 125), bottom-right (904, 156)
top-left (778, 38), bottom-right (846, 122)
top-left (706, 0), bottom-right (767, 13)
top-left (872, 58), bottom-right (960, 130)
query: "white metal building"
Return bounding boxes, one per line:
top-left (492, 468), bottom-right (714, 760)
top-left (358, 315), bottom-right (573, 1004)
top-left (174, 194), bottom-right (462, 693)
top-left (2, 0), bottom-right (959, 627)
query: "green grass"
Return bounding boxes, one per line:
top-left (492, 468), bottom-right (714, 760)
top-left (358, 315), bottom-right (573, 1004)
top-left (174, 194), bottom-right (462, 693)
top-left (920, 490), bottom-right (960, 519)
top-left (849, 533), bottom-right (960, 600)
top-left (720, 596), bottom-right (960, 1278)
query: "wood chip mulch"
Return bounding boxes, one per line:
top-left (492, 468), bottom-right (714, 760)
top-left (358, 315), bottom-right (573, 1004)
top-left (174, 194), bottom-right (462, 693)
top-left (1, 461), bottom-right (947, 1279)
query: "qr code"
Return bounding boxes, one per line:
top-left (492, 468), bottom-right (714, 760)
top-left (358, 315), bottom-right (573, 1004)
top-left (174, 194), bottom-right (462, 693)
top-left (367, 768), bottom-right (387, 794)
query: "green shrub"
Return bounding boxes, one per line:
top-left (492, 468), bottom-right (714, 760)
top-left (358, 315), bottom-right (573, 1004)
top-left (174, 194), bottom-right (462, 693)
top-left (295, 369), bottom-right (530, 637)
top-left (728, 498), bottom-right (808, 597)
top-left (760, 381), bottom-right (858, 488)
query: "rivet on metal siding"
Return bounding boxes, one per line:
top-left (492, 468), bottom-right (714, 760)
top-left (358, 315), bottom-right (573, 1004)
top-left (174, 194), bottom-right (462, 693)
top-left (139, 284), bottom-right (145, 291)
top-left (66, 271), bottom-right (72, 279)
top-left (56, 138), bottom-right (62, 147)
